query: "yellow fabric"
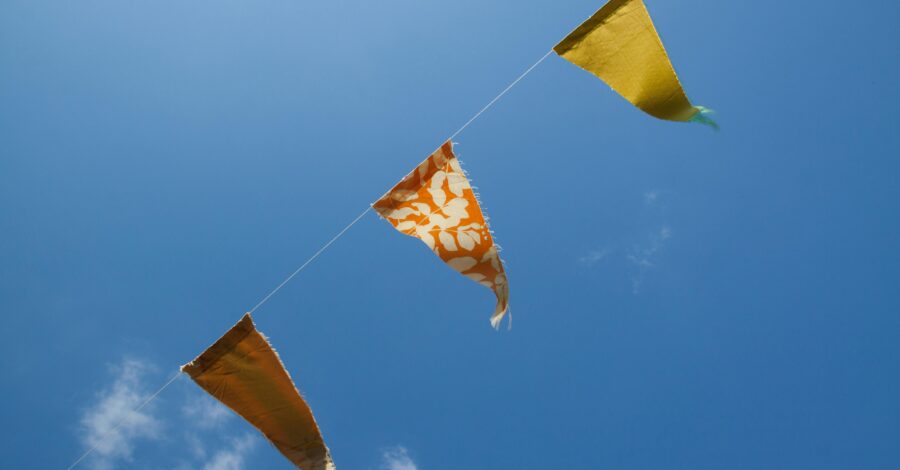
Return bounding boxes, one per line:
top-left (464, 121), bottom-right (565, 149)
top-left (182, 314), bottom-right (335, 470)
top-left (373, 141), bottom-right (510, 328)
top-left (554, 0), bottom-right (699, 122)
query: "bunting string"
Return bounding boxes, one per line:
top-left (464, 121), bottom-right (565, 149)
top-left (449, 49), bottom-right (554, 140)
top-left (66, 48), bottom-right (551, 469)
top-left (67, 0), bottom-right (714, 466)
top-left (248, 205), bottom-right (373, 315)
top-left (66, 371), bottom-right (184, 470)
top-left (250, 49), bottom-right (557, 317)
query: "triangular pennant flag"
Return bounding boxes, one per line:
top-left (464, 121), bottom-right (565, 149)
top-left (373, 141), bottom-right (510, 328)
top-left (554, 0), bottom-right (714, 125)
top-left (182, 314), bottom-right (335, 470)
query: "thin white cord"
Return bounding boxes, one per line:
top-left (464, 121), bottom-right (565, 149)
top-left (65, 208), bottom-right (373, 468)
top-left (67, 370), bottom-right (183, 470)
top-left (449, 49), bottom-right (554, 140)
top-left (248, 49), bottom-right (558, 316)
top-left (248, 205), bottom-right (372, 314)
top-left (66, 46), bottom-right (554, 470)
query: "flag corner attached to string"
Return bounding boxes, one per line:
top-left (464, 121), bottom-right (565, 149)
top-left (554, 0), bottom-right (714, 127)
top-left (373, 140), bottom-right (510, 329)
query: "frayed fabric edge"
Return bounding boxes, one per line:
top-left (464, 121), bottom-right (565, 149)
top-left (455, 145), bottom-right (512, 331)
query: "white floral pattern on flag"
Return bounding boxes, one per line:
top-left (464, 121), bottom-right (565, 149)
top-left (373, 141), bottom-right (509, 327)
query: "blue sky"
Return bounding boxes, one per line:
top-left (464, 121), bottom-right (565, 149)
top-left (2, 0), bottom-right (899, 468)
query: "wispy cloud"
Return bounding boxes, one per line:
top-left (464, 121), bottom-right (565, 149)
top-left (628, 226), bottom-right (672, 294)
top-left (202, 433), bottom-right (258, 470)
top-left (78, 359), bottom-right (162, 470)
top-left (182, 394), bottom-right (232, 430)
top-left (75, 357), bottom-right (255, 470)
top-left (382, 446), bottom-right (418, 470)
top-left (578, 247), bottom-right (613, 266)
top-left (78, 359), bottom-right (408, 470)
top-left (579, 190), bottom-right (676, 294)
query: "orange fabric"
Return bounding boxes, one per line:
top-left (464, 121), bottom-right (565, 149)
top-left (373, 141), bottom-right (509, 327)
top-left (182, 314), bottom-right (335, 470)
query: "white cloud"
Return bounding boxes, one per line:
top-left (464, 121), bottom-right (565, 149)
top-left (578, 247), bottom-right (613, 266)
top-left (74, 357), bottom-right (259, 470)
top-left (382, 446), bottom-right (417, 470)
top-left (78, 359), bottom-right (162, 470)
top-left (202, 433), bottom-right (258, 470)
top-left (77, 358), bottom-right (394, 470)
top-left (182, 393), bottom-right (233, 429)
top-left (660, 226), bottom-right (671, 240)
top-left (579, 189), bottom-right (677, 293)
top-left (184, 432), bottom-right (208, 461)
top-left (628, 226), bottom-right (672, 294)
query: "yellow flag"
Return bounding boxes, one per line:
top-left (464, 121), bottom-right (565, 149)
top-left (555, 0), bottom-right (712, 124)
top-left (182, 314), bottom-right (335, 470)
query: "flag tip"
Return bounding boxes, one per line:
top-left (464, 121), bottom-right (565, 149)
top-left (690, 106), bottom-right (719, 131)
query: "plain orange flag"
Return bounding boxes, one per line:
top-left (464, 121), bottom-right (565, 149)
top-left (182, 314), bottom-right (335, 470)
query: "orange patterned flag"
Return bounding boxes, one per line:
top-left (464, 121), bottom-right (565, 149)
top-left (373, 141), bottom-right (509, 328)
top-left (182, 314), bottom-right (335, 470)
